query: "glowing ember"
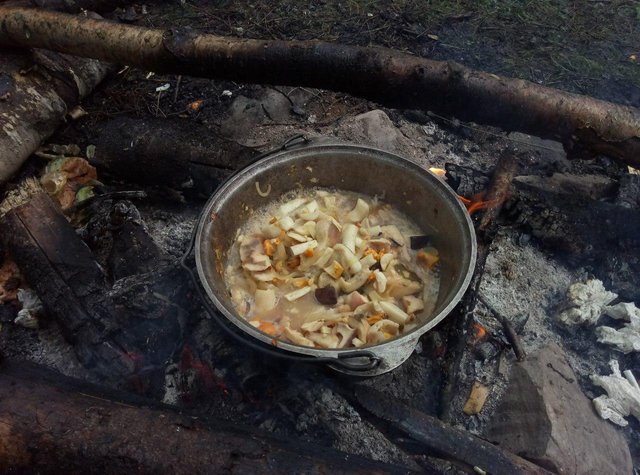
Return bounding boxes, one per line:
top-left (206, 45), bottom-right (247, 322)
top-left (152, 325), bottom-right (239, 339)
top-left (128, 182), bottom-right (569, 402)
top-left (458, 192), bottom-right (505, 216)
top-left (429, 167), bottom-right (447, 178)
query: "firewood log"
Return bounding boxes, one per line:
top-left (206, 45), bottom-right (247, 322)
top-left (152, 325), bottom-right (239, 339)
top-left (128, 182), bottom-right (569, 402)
top-left (0, 359), bottom-right (413, 474)
top-left (0, 7), bottom-right (638, 168)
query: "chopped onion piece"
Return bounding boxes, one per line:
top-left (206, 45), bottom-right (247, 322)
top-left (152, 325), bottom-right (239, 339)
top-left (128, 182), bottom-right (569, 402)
top-left (374, 270), bottom-right (387, 293)
top-left (359, 253), bottom-right (377, 270)
top-left (303, 221), bottom-right (316, 237)
top-left (334, 244), bottom-right (362, 274)
top-left (380, 253), bottom-right (394, 271)
top-left (278, 216), bottom-right (295, 231)
top-left (323, 260), bottom-right (344, 279)
top-left (313, 248), bottom-right (334, 268)
top-left (342, 223), bottom-right (358, 253)
top-left (290, 239), bottom-right (318, 256)
top-left (301, 320), bottom-right (324, 332)
top-left (284, 286), bottom-right (312, 301)
top-left (352, 337), bottom-right (365, 347)
top-left (347, 198), bottom-right (370, 222)
top-left (279, 198), bottom-right (306, 216)
top-left (339, 271), bottom-right (370, 293)
top-left (379, 301), bottom-right (411, 324)
top-left (287, 231), bottom-right (309, 242)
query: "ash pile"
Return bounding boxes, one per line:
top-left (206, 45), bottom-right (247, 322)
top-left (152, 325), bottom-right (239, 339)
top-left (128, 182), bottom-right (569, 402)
top-left (1, 80), bottom-right (639, 474)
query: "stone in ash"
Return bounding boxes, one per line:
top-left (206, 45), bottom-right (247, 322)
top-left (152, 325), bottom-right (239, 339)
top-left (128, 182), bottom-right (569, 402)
top-left (486, 343), bottom-right (632, 475)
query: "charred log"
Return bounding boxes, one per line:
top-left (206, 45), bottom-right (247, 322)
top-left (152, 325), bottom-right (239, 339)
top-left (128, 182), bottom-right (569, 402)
top-left (0, 7), bottom-right (638, 168)
top-left (354, 386), bottom-right (551, 474)
top-left (93, 116), bottom-right (259, 196)
top-left (0, 186), bottom-right (185, 391)
top-left (0, 359), bottom-right (412, 474)
top-left (440, 150), bottom-right (517, 421)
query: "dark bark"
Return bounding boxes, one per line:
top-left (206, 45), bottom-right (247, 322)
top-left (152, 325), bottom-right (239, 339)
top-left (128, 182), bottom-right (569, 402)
top-left (0, 7), bottom-right (638, 167)
top-left (93, 116), bottom-right (259, 196)
top-left (0, 190), bottom-right (184, 391)
top-left (440, 150), bottom-right (517, 422)
top-left (0, 359), bottom-right (412, 474)
top-left (355, 386), bottom-right (551, 475)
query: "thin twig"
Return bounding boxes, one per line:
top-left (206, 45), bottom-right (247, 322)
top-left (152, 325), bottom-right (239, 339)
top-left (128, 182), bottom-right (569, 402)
top-left (479, 295), bottom-right (526, 361)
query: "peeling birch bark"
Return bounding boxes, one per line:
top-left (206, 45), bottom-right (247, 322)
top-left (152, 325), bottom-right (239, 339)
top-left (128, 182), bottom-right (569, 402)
top-left (0, 7), bottom-right (638, 167)
top-left (0, 14), bottom-right (114, 183)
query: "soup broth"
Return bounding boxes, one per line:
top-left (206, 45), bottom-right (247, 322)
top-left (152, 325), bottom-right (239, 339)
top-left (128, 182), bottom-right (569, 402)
top-left (223, 188), bottom-right (440, 349)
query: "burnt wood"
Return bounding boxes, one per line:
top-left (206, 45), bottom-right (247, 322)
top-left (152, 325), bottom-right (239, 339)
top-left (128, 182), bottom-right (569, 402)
top-left (0, 359), bottom-right (413, 474)
top-left (440, 150), bottom-right (517, 421)
top-left (93, 117), bottom-right (259, 196)
top-left (0, 192), bottom-right (184, 391)
top-left (354, 386), bottom-right (551, 475)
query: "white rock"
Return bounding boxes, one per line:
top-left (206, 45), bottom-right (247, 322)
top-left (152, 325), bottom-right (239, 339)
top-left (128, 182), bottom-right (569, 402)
top-left (604, 302), bottom-right (640, 324)
top-left (596, 302), bottom-right (640, 353)
top-left (591, 360), bottom-right (640, 427)
top-left (558, 279), bottom-right (617, 325)
top-left (596, 325), bottom-right (640, 354)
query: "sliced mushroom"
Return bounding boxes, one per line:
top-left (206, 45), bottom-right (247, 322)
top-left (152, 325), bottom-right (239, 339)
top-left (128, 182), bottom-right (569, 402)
top-left (307, 332), bottom-right (339, 348)
top-left (254, 288), bottom-right (277, 313)
top-left (402, 295), bottom-right (425, 314)
top-left (387, 278), bottom-right (422, 298)
top-left (301, 320), bottom-right (325, 332)
top-left (370, 318), bottom-right (400, 335)
top-left (339, 271), bottom-right (371, 293)
top-left (381, 225), bottom-right (405, 247)
top-left (284, 286), bottom-right (312, 301)
top-left (284, 324), bottom-right (314, 346)
top-left (348, 316), bottom-right (371, 342)
top-left (334, 323), bottom-right (357, 348)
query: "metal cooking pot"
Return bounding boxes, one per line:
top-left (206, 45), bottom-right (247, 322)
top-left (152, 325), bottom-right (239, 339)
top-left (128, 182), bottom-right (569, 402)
top-left (187, 137), bottom-right (476, 376)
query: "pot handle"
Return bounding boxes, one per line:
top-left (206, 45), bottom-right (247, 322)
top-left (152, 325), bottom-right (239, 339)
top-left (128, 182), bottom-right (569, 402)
top-left (179, 222), bottom-right (382, 373)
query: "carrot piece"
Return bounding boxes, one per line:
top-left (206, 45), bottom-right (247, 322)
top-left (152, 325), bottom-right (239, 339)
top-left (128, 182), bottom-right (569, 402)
top-left (304, 248), bottom-right (315, 257)
top-left (417, 249), bottom-right (439, 269)
top-left (367, 272), bottom-right (376, 283)
top-left (263, 239), bottom-right (275, 257)
top-left (257, 321), bottom-right (277, 336)
top-left (367, 313), bottom-right (384, 325)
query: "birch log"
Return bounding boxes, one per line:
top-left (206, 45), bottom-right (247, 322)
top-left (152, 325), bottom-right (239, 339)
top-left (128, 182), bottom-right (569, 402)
top-left (0, 11), bottom-right (114, 183)
top-left (0, 6), bottom-right (638, 168)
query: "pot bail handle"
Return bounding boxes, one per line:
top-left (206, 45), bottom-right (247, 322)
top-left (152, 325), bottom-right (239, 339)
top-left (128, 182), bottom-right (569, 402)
top-left (179, 222), bottom-right (382, 372)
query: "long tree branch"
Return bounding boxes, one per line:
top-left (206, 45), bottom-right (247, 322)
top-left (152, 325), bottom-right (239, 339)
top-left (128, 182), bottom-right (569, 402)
top-left (0, 7), bottom-right (639, 167)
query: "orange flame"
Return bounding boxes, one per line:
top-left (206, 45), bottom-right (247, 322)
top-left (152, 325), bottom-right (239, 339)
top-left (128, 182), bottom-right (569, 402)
top-left (429, 167), bottom-right (447, 178)
top-left (458, 192), bottom-right (505, 216)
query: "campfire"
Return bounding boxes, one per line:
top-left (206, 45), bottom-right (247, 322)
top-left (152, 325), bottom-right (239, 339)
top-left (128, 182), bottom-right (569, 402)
top-left (0, 2), bottom-right (639, 474)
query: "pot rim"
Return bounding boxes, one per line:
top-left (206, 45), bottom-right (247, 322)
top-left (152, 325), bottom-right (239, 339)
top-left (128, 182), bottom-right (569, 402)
top-left (195, 141), bottom-right (477, 358)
